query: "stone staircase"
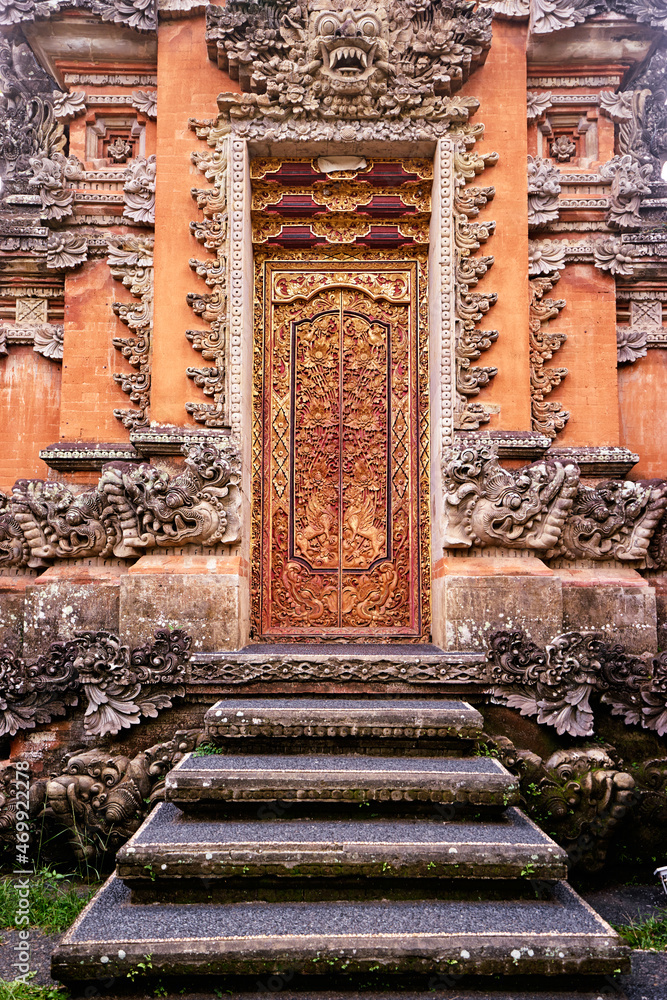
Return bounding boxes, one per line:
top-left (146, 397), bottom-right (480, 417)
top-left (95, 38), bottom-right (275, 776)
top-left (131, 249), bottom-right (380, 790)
top-left (52, 697), bottom-right (630, 996)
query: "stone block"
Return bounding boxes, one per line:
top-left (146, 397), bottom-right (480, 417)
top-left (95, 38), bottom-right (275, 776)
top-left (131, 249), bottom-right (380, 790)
top-left (119, 555), bottom-right (248, 653)
top-left (556, 567), bottom-right (657, 654)
top-left (23, 566), bottom-right (123, 658)
top-left (652, 575), bottom-right (667, 651)
top-left (433, 557), bottom-right (562, 652)
top-left (0, 576), bottom-right (29, 653)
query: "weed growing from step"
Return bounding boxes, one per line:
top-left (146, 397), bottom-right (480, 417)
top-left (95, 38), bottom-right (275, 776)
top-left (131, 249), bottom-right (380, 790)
top-left (0, 868), bottom-right (94, 934)
top-left (613, 911), bottom-right (667, 950)
top-left (0, 973), bottom-right (68, 1000)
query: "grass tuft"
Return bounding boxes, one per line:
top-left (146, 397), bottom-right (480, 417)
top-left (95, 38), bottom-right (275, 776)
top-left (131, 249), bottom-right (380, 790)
top-left (613, 911), bottom-right (667, 951)
top-left (0, 975), bottom-right (69, 1000)
top-left (0, 868), bottom-right (95, 935)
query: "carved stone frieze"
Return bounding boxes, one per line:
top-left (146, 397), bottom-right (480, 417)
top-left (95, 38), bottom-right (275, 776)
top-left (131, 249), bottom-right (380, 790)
top-left (0, 441), bottom-right (241, 570)
top-left (123, 155), bottom-right (156, 226)
top-left (452, 135), bottom-right (499, 430)
top-left (207, 0), bottom-right (492, 124)
top-left (529, 275), bottom-right (569, 439)
top-left (0, 0), bottom-right (157, 32)
top-left (548, 478), bottom-right (667, 561)
top-left (527, 155), bottom-right (561, 227)
top-left (488, 628), bottom-right (667, 739)
top-left (187, 128), bottom-right (229, 428)
top-left (108, 235), bottom-right (154, 430)
top-left (600, 154), bottom-right (653, 229)
top-left (0, 630), bottom-right (190, 739)
top-left (442, 441), bottom-right (579, 550)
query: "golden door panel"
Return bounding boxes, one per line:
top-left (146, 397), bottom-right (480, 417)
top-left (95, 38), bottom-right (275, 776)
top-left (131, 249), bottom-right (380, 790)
top-left (253, 254), bottom-right (429, 641)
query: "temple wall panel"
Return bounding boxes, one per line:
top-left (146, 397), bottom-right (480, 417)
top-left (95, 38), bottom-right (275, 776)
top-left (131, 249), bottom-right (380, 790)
top-left (619, 350), bottom-right (667, 479)
top-left (544, 263), bottom-right (619, 446)
top-left (0, 347), bottom-right (61, 490)
top-left (59, 260), bottom-right (133, 443)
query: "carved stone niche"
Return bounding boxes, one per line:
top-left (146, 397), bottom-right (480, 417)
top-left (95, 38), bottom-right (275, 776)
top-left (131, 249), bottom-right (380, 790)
top-left (86, 116), bottom-right (146, 166)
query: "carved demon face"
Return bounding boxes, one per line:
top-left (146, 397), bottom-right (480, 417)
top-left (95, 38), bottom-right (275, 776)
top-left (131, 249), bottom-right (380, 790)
top-left (313, 9), bottom-right (385, 93)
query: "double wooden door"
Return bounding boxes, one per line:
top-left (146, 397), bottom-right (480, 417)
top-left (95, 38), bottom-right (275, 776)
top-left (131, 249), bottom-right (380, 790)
top-left (253, 255), bottom-right (429, 641)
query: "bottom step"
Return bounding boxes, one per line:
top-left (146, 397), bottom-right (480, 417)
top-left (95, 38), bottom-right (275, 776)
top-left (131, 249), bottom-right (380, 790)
top-left (53, 875), bottom-right (628, 981)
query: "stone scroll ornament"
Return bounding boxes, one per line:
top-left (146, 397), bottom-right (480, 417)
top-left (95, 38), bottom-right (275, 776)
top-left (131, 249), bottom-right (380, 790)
top-left (206, 0), bottom-right (493, 123)
top-left (487, 629), bottom-right (667, 739)
top-left (0, 630), bottom-right (190, 739)
top-left (0, 441), bottom-right (241, 570)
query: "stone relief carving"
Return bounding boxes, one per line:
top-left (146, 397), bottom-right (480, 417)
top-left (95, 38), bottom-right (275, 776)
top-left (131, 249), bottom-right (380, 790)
top-left (527, 155), bottom-right (561, 227)
top-left (616, 299), bottom-right (665, 364)
top-left (0, 441), bottom-right (241, 570)
top-left (186, 126), bottom-right (229, 428)
top-left (29, 151), bottom-right (84, 221)
top-left (6, 729), bottom-right (202, 864)
top-left (442, 441), bottom-right (579, 550)
top-left (488, 628), bottom-right (667, 739)
top-left (207, 0), bottom-right (492, 124)
top-left (0, 630), bottom-right (190, 740)
top-left (123, 155), bottom-right (156, 226)
top-left (52, 90), bottom-right (86, 120)
top-left (0, 0), bottom-right (157, 32)
top-left (442, 442), bottom-right (667, 564)
top-left (108, 235), bottom-right (154, 430)
top-left (452, 134), bottom-right (499, 430)
top-left (0, 39), bottom-right (63, 204)
top-left (547, 478), bottom-right (667, 561)
top-left (132, 89), bottom-right (158, 119)
top-left (487, 735), bottom-right (637, 873)
top-left (600, 154), bottom-right (653, 229)
top-left (550, 135), bottom-right (577, 162)
top-left (529, 275), bottom-right (569, 439)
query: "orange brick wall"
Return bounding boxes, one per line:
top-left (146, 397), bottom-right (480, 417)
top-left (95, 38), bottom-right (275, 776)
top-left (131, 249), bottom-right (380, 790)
top-left (59, 260), bottom-right (135, 443)
top-left (619, 349), bottom-right (667, 479)
top-left (0, 346), bottom-right (61, 490)
top-left (546, 263), bottom-right (620, 446)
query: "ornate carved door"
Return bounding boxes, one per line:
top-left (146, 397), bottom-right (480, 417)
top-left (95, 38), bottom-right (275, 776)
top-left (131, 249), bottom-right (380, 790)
top-left (253, 254), bottom-right (429, 642)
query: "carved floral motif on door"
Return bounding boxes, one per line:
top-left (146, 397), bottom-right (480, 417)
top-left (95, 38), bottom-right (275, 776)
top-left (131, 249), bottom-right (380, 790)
top-left (252, 254), bottom-right (430, 641)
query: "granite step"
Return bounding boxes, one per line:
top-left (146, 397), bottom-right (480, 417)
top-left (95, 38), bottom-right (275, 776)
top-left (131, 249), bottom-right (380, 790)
top-left (203, 698), bottom-right (484, 742)
top-left (117, 802), bottom-right (568, 883)
top-left (52, 874), bottom-right (629, 981)
top-left (165, 753), bottom-right (520, 810)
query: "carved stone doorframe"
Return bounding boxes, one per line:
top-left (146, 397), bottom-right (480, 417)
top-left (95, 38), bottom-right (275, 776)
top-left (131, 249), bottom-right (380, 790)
top-left (229, 134), bottom-right (456, 644)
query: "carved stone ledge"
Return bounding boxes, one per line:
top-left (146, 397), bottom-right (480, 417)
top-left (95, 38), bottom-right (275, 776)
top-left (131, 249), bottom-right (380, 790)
top-left (546, 446), bottom-right (639, 478)
top-left (39, 442), bottom-right (140, 472)
top-left (456, 430), bottom-right (551, 461)
top-left (129, 426), bottom-right (235, 457)
top-left (0, 0), bottom-right (158, 32)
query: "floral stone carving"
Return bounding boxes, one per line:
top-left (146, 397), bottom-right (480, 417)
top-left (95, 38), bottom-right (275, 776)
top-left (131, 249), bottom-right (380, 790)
top-left (0, 0), bottom-right (157, 32)
top-left (442, 441), bottom-right (579, 550)
top-left (529, 275), bottom-right (569, 439)
top-left (527, 155), bottom-right (561, 227)
top-left (0, 630), bottom-right (190, 739)
top-left (108, 235), bottom-right (154, 430)
top-left (207, 0), bottom-right (492, 123)
top-left (0, 441), bottom-right (241, 570)
top-left (488, 629), bottom-right (667, 738)
top-left (600, 154), bottom-right (653, 229)
top-left (123, 155), bottom-right (156, 226)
